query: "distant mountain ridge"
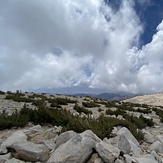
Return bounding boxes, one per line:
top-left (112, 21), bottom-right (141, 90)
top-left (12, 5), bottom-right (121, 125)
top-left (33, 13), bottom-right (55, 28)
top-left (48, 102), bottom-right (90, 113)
top-left (30, 87), bottom-right (136, 101)
top-left (74, 92), bottom-right (135, 101)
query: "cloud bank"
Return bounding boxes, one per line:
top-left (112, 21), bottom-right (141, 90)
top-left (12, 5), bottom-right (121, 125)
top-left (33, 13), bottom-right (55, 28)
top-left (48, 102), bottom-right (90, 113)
top-left (0, 0), bottom-right (162, 93)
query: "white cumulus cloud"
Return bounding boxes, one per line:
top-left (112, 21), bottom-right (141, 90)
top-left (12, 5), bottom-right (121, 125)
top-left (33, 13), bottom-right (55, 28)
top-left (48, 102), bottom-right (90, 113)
top-left (0, 0), bottom-right (162, 93)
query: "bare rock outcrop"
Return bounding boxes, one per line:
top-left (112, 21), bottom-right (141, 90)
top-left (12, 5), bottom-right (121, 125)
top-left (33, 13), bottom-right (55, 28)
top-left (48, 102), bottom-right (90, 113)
top-left (0, 125), bottom-right (163, 163)
top-left (0, 131), bottom-right (27, 154)
top-left (55, 130), bottom-right (76, 149)
top-left (47, 130), bottom-right (101, 163)
top-left (95, 140), bottom-right (120, 163)
top-left (13, 141), bottom-right (49, 162)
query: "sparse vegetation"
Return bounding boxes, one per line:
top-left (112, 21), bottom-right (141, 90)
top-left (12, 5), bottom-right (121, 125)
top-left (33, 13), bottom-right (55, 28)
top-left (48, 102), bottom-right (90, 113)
top-left (82, 101), bottom-right (100, 108)
top-left (2, 90), bottom-right (162, 142)
top-left (0, 90), bottom-right (5, 95)
top-left (106, 107), bottom-right (154, 129)
top-left (136, 108), bottom-right (151, 114)
top-left (0, 99), bottom-right (144, 140)
top-left (74, 104), bottom-right (92, 115)
top-left (98, 108), bottom-right (103, 112)
top-left (153, 108), bottom-right (163, 123)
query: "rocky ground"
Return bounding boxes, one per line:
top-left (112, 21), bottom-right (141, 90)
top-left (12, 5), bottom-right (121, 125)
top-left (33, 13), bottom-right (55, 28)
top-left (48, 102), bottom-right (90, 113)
top-left (124, 93), bottom-right (163, 106)
top-left (0, 91), bottom-right (163, 163)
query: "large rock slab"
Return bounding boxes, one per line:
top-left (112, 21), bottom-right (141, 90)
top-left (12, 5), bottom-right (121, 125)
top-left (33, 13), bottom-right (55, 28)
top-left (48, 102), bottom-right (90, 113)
top-left (157, 135), bottom-right (163, 144)
top-left (109, 136), bottom-right (120, 148)
top-left (22, 125), bottom-right (43, 139)
top-left (87, 153), bottom-right (103, 163)
top-left (133, 154), bottom-right (158, 163)
top-left (144, 132), bottom-right (156, 143)
top-left (55, 130), bottom-right (76, 149)
top-left (124, 154), bottom-right (133, 163)
top-left (116, 127), bottom-right (139, 146)
top-left (42, 140), bottom-right (56, 150)
top-left (150, 141), bottom-right (163, 153)
top-left (151, 150), bottom-right (163, 163)
top-left (13, 141), bottom-right (49, 162)
top-left (118, 135), bottom-right (142, 156)
top-left (4, 158), bottom-right (25, 163)
top-left (30, 127), bottom-right (59, 143)
top-left (0, 153), bottom-right (11, 163)
top-left (114, 159), bottom-right (123, 163)
top-left (95, 140), bottom-right (120, 163)
top-left (0, 131), bottom-right (27, 154)
top-left (47, 130), bottom-right (101, 163)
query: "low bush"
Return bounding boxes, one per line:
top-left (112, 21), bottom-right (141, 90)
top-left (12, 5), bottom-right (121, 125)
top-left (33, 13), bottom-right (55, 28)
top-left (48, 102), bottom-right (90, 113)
top-left (137, 108), bottom-right (151, 114)
top-left (74, 104), bottom-right (92, 115)
top-left (106, 108), bottom-right (154, 129)
top-left (0, 90), bottom-right (5, 95)
top-left (82, 102), bottom-right (100, 108)
top-left (153, 108), bottom-right (163, 123)
top-left (98, 108), bottom-right (103, 112)
top-left (6, 94), bottom-right (33, 103)
top-left (0, 104), bottom-right (144, 141)
top-left (0, 92), bottom-right (147, 142)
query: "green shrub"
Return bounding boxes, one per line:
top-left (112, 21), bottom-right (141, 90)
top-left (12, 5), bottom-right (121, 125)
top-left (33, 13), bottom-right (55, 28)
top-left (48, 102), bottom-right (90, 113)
top-left (98, 108), bottom-right (103, 112)
top-left (55, 98), bottom-right (68, 105)
top-left (0, 92), bottom-right (146, 142)
top-left (0, 91), bottom-right (5, 95)
top-left (50, 103), bottom-right (61, 108)
top-left (82, 102), bottom-right (100, 108)
top-left (0, 109), bottom-right (29, 130)
top-left (153, 108), bottom-right (163, 117)
top-left (106, 108), bottom-right (154, 129)
top-left (137, 108), bottom-right (151, 114)
top-left (48, 97), bottom-right (76, 106)
top-left (74, 104), bottom-right (92, 115)
top-left (5, 94), bottom-right (33, 103)
top-left (106, 108), bottom-right (126, 116)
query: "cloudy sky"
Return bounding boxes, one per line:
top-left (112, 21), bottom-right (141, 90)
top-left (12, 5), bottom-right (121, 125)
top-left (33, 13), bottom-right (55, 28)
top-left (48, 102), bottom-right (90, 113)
top-left (0, 0), bottom-right (163, 94)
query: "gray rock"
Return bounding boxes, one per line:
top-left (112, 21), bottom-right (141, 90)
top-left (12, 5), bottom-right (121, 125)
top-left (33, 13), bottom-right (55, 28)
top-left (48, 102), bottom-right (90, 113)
top-left (151, 150), bottom-right (163, 163)
top-left (4, 158), bottom-right (25, 163)
top-left (87, 153), bottom-right (103, 163)
top-left (103, 138), bottom-right (111, 144)
top-left (124, 154), bottom-right (133, 163)
top-left (134, 154), bottom-right (158, 163)
top-left (0, 131), bottom-right (27, 154)
top-left (118, 135), bottom-right (142, 156)
top-left (42, 140), bottom-right (56, 150)
top-left (95, 141), bottom-right (120, 163)
top-left (55, 130), bottom-right (76, 149)
top-left (118, 135), bottom-right (130, 154)
top-left (13, 141), bottom-right (49, 162)
top-left (47, 130), bottom-right (101, 163)
top-left (23, 125), bottom-right (43, 138)
top-left (157, 135), bottom-right (163, 144)
top-left (144, 132), bottom-right (156, 143)
top-left (114, 159), bottom-right (123, 163)
top-left (30, 127), bottom-right (58, 144)
top-left (0, 153), bottom-right (11, 163)
top-left (150, 141), bottom-right (163, 153)
top-left (94, 158), bottom-right (104, 163)
top-left (117, 115), bottom-right (124, 120)
top-left (109, 136), bottom-right (120, 148)
top-left (116, 127), bottom-right (139, 146)
top-left (111, 127), bottom-right (118, 136)
top-left (80, 130), bottom-right (101, 142)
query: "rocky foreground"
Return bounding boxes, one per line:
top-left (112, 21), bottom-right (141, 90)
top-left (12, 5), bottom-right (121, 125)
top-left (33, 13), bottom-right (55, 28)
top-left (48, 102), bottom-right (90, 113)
top-left (0, 124), bottom-right (163, 163)
top-left (0, 91), bottom-right (163, 162)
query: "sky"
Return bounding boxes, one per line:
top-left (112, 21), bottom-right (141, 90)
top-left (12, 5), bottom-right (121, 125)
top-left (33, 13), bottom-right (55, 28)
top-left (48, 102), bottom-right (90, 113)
top-left (0, 0), bottom-right (163, 94)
